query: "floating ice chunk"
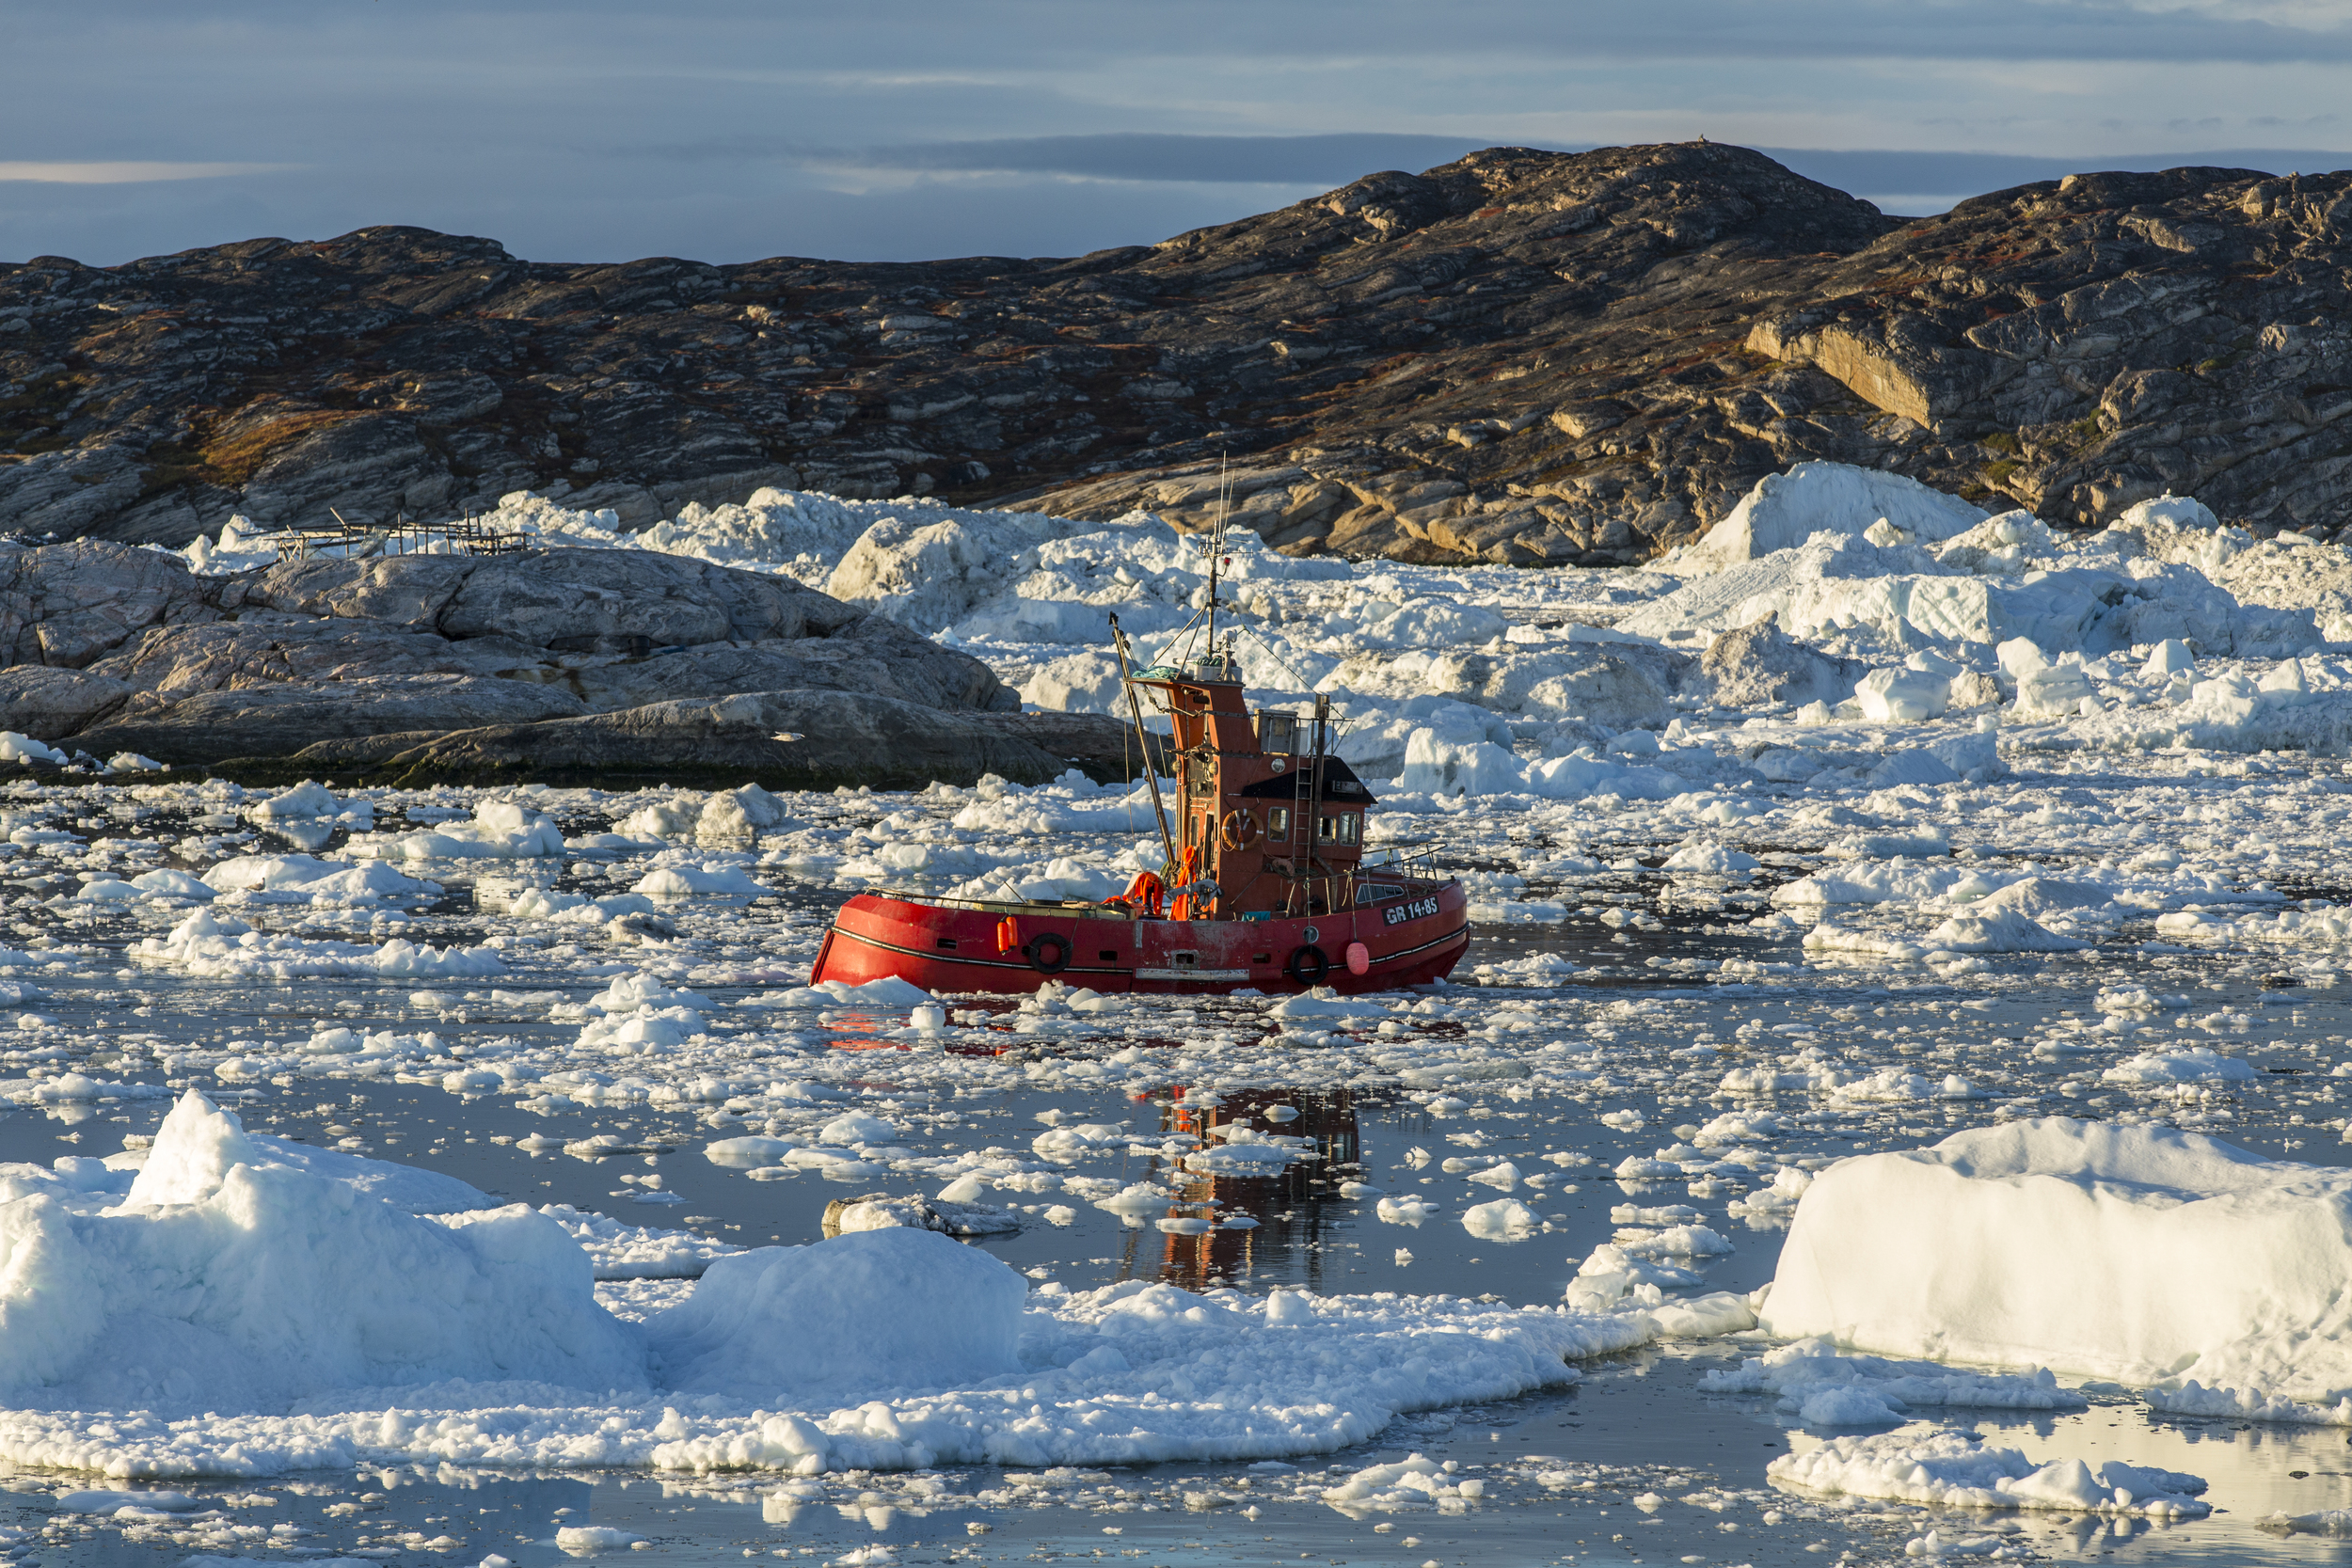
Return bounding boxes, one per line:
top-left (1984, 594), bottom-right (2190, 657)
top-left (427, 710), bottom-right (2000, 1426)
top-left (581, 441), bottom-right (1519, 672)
top-left (1524, 752), bottom-right (1681, 801)
top-left (750, 976), bottom-right (932, 1010)
top-left (389, 799), bottom-right (566, 859)
top-left (2145, 639), bottom-right (2196, 675)
top-left (1320, 1451), bottom-right (1478, 1512)
top-left (1267, 989), bottom-right (1390, 1023)
top-left (588, 973), bottom-right (711, 1014)
top-left (2101, 1047), bottom-right (2257, 1085)
top-left (203, 854), bottom-right (437, 905)
top-left (1017, 649), bottom-right (1128, 715)
top-left (1681, 462), bottom-right (1989, 571)
top-left (1795, 1385), bottom-right (1906, 1426)
top-left (0, 732), bottom-right (66, 766)
top-left (617, 798), bottom-right (700, 837)
top-left (1092, 1181), bottom-right (1169, 1214)
top-left (1564, 1242), bottom-right (1702, 1310)
top-left (2144, 1381), bottom-right (2352, 1426)
top-left (1727, 1166), bottom-right (1816, 1223)
top-left (1376, 1196), bottom-right (1438, 1226)
top-left (707, 1136), bottom-right (802, 1168)
top-left (1777, 859), bottom-right (1983, 906)
top-left (128, 868), bottom-right (215, 901)
top-left (633, 863), bottom-right (775, 897)
top-left (575, 1006), bottom-right (704, 1052)
top-left (697, 784), bottom-right (787, 835)
top-left (818, 1112), bottom-right (901, 1147)
top-left (1922, 908), bottom-right (2090, 954)
top-left (251, 781), bottom-right (341, 820)
top-left (1033, 1122), bottom-right (1129, 1160)
top-left (1694, 1111), bottom-right (1797, 1145)
top-left (1460, 1198), bottom-right (1538, 1239)
top-left (1661, 841), bottom-right (1759, 877)
top-left (1769, 1429), bottom-right (2207, 1517)
top-left (1934, 508), bottom-right (2056, 573)
top-left (555, 1526), bottom-right (645, 1553)
top-left (1760, 1118), bottom-right (2352, 1399)
top-left (1617, 1223), bottom-right (1732, 1257)
top-left (1854, 668), bottom-right (1950, 723)
top-left (1605, 728), bottom-right (1660, 756)
top-left (2012, 659), bottom-right (2098, 717)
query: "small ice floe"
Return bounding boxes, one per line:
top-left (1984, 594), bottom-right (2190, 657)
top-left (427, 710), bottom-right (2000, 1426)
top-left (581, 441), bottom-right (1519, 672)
top-left (1769, 1429), bottom-right (2208, 1518)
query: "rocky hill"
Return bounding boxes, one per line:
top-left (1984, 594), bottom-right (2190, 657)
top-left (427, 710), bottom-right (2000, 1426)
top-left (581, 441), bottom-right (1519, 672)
top-left (4, 141), bottom-right (2349, 566)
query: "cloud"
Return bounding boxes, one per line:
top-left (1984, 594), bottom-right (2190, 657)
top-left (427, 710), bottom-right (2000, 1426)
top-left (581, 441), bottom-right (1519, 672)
top-left (0, 162), bottom-right (301, 185)
top-left (643, 133), bottom-right (1503, 185)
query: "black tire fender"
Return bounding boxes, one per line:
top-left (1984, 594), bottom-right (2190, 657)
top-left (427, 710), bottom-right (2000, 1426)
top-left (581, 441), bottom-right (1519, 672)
top-left (1284, 943), bottom-right (1330, 987)
top-left (1025, 931), bottom-right (1073, 974)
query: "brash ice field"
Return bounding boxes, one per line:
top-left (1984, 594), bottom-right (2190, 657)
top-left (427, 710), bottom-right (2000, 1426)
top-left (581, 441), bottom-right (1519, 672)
top-left (8, 446), bottom-right (2352, 1567)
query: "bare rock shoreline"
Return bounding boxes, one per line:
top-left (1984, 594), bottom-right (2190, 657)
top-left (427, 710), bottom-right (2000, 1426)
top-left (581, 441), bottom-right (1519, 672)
top-left (0, 541), bottom-right (1136, 788)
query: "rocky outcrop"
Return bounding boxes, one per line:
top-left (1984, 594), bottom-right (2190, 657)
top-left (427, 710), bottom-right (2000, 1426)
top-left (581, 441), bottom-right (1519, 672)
top-left (8, 143), bottom-right (2349, 567)
top-left (0, 540), bottom-right (1112, 786)
top-left (283, 690), bottom-right (1134, 792)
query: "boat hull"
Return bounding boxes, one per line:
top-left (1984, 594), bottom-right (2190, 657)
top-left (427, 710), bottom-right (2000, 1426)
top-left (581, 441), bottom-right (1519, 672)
top-left (811, 882), bottom-right (1470, 995)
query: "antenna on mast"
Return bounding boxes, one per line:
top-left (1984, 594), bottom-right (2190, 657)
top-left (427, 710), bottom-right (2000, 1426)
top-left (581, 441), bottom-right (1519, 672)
top-left (1205, 450), bottom-right (1229, 672)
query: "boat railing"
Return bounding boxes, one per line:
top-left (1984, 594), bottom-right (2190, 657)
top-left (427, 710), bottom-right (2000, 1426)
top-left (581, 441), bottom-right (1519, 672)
top-left (1358, 844), bottom-right (1447, 881)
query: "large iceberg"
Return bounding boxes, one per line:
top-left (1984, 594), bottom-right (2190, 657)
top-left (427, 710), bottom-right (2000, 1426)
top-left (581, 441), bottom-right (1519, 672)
top-left (1760, 1118), bottom-right (2352, 1401)
top-left (0, 1093), bottom-right (644, 1415)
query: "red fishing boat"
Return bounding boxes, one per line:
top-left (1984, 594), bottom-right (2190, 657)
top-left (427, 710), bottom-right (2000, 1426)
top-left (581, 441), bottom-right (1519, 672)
top-left (810, 629), bottom-right (1470, 997)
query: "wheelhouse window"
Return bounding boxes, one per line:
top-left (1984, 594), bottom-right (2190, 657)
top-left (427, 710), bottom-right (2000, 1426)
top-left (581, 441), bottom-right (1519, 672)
top-left (1317, 812), bottom-right (1360, 846)
top-left (1267, 807), bottom-right (1291, 840)
top-left (1258, 712), bottom-right (1299, 755)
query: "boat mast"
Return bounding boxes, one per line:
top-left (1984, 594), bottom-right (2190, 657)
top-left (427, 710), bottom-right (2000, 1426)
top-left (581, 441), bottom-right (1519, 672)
top-left (1310, 693), bottom-right (1330, 911)
top-left (1108, 611), bottom-right (1180, 879)
top-left (1204, 451), bottom-right (1228, 670)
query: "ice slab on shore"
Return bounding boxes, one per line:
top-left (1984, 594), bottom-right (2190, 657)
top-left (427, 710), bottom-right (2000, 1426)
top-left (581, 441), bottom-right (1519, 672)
top-left (1760, 1118), bottom-right (2352, 1402)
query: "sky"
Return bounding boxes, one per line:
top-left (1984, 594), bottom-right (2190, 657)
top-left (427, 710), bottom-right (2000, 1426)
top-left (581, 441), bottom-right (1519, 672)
top-left (4, 0), bottom-right (2351, 268)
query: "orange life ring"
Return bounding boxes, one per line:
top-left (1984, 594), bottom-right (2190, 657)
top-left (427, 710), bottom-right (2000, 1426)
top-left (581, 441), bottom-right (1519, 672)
top-left (1218, 809), bottom-right (1258, 850)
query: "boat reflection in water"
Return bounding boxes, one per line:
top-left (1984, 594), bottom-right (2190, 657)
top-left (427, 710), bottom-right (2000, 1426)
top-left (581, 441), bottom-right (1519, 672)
top-left (1110, 1086), bottom-right (1364, 1293)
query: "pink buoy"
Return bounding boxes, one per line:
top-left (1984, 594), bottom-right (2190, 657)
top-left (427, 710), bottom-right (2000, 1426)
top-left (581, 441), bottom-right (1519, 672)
top-left (1345, 941), bottom-right (1371, 976)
